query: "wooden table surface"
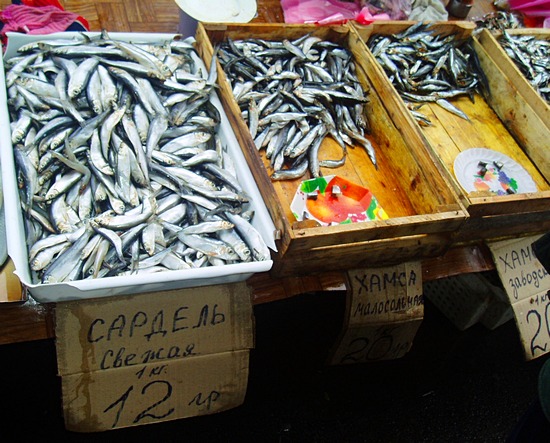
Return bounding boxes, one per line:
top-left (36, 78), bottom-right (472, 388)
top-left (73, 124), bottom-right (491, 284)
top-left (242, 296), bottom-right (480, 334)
top-left (0, 0), bottom-right (500, 344)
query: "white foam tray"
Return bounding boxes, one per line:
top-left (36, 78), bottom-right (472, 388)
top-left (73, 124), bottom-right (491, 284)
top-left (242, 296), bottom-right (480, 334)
top-left (0, 32), bottom-right (276, 302)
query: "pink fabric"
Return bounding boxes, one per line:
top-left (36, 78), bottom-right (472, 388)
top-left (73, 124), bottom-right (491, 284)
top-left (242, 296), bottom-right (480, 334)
top-left (509, 0), bottom-right (549, 9)
top-left (0, 4), bottom-right (80, 35)
top-left (22, 0), bottom-right (65, 9)
top-left (281, 0), bottom-right (358, 24)
top-left (281, 0), bottom-right (394, 25)
top-left (355, 7), bottom-right (390, 25)
top-left (508, 0), bottom-right (550, 26)
top-left (21, 0), bottom-right (90, 30)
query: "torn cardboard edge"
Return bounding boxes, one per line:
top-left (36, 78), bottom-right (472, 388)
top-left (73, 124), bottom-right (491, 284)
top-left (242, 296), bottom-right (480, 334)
top-left (55, 281), bottom-right (255, 431)
top-left (345, 262), bottom-right (424, 327)
top-left (55, 282), bottom-right (254, 376)
top-left (328, 318), bottom-right (424, 365)
top-left (329, 262), bottom-right (424, 365)
top-left (488, 234), bottom-right (550, 360)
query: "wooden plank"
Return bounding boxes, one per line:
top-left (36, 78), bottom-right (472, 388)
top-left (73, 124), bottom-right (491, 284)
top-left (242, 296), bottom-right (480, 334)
top-left (454, 211), bottom-right (550, 243)
top-left (0, 299), bottom-right (54, 345)
top-left (285, 212), bottom-right (464, 252)
top-left (475, 30), bottom-right (550, 180)
top-left (247, 271), bottom-right (346, 304)
top-left (254, 1), bottom-right (285, 23)
top-left (95, 2), bottom-right (132, 32)
top-left (421, 243), bottom-right (495, 281)
top-left (477, 29), bottom-right (550, 123)
top-left (271, 233), bottom-right (451, 276)
top-left (466, 192), bottom-right (550, 218)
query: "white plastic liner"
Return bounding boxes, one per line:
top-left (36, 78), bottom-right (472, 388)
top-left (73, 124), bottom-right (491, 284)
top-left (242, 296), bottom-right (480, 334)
top-left (0, 32), bottom-right (276, 302)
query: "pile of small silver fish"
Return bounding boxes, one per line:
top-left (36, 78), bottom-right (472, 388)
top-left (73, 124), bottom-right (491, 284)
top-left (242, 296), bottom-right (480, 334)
top-left (216, 35), bottom-right (376, 180)
top-left (497, 29), bottom-right (550, 103)
top-left (5, 31), bottom-right (270, 285)
top-left (473, 11), bottom-right (524, 32)
top-left (367, 22), bottom-right (489, 125)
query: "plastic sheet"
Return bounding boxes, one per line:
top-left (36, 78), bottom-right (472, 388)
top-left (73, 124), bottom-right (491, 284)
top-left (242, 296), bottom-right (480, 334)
top-left (508, 0), bottom-right (550, 27)
top-left (362, 0), bottom-right (411, 20)
top-left (280, 0), bottom-right (399, 25)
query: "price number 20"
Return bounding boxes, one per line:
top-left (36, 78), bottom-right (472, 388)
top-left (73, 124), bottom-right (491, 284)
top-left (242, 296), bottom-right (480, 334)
top-left (527, 298), bottom-right (550, 358)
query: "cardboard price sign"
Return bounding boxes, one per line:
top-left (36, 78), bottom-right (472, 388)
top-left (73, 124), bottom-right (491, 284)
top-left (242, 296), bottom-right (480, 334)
top-left (329, 262), bottom-right (424, 365)
top-left (55, 282), bottom-right (254, 432)
top-left (488, 235), bottom-right (550, 360)
top-left (61, 350), bottom-right (249, 432)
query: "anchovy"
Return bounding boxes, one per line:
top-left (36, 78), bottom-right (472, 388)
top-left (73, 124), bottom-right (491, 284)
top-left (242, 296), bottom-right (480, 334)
top-left (178, 233), bottom-right (239, 261)
top-left (224, 212), bottom-right (271, 262)
top-left (217, 35), bottom-right (375, 180)
top-left (435, 99), bottom-right (470, 121)
top-left (497, 29), bottom-right (549, 103)
top-left (270, 158), bottom-right (309, 181)
top-left (367, 23), bottom-right (488, 124)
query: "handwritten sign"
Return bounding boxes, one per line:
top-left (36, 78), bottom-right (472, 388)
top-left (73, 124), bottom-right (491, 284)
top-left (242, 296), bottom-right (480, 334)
top-left (488, 235), bottom-right (550, 360)
top-left (61, 350), bottom-right (249, 432)
top-left (329, 262), bottom-right (424, 365)
top-left (55, 282), bottom-right (254, 431)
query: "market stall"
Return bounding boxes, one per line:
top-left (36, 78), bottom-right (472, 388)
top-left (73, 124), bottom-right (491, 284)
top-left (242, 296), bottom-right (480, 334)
top-left (0, 0), bottom-right (513, 343)
top-left (0, 0), bottom-right (549, 432)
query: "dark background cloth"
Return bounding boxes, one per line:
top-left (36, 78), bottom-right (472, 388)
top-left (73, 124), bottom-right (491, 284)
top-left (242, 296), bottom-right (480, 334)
top-left (0, 292), bottom-right (549, 442)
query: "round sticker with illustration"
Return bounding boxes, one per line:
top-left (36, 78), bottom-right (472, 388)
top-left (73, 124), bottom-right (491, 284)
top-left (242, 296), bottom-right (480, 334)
top-left (453, 147), bottom-right (537, 196)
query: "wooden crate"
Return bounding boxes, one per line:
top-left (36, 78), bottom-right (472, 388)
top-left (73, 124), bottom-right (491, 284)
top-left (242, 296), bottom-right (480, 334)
top-left (476, 28), bottom-right (550, 178)
top-left (196, 23), bottom-right (467, 277)
top-left (351, 21), bottom-right (550, 244)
